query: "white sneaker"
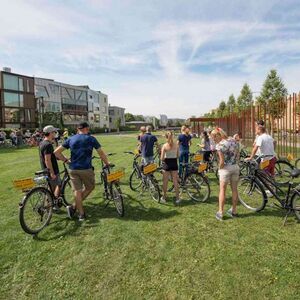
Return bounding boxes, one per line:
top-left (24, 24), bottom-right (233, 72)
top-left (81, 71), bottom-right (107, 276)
top-left (160, 197), bottom-right (166, 204)
top-left (175, 198), bottom-right (182, 205)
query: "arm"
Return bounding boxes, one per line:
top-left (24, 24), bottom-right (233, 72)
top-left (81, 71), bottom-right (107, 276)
top-left (248, 145), bottom-right (259, 160)
top-left (44, 154), bottom-right (56, 179)
top-left (96, 148), bottom-right (109, 166)
top-left (54, 146), bottom-right (69, 163)
top-left (160, 145), bottom-right (165, 162)
top-left (217, 151), bottom-right (225, 169)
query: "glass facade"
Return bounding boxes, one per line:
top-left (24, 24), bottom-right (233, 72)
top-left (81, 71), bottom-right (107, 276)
top-left (4, 92), bottom-right (22, 107)
top-left (3, 74), bottom-right (19, 90)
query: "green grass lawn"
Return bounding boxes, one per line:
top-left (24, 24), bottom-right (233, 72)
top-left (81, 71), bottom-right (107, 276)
top-left (0, 133), bottom-right (299, 299)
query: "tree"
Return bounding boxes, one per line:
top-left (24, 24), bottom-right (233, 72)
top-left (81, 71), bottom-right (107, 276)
top-left (236, 83), bottom-right (253, 114)
top-left (135, 115), bottom-right (145, 121)
top-left (226, 94), bottom-right (236, 115)
top-left (115, 117), bottom-right (121, 132)
top-left (256, 69), bottom-right (288, 134)
top-left (125, 113), bottom-right (135, 122)
top-left (217, 101), bottom-right (227, 117)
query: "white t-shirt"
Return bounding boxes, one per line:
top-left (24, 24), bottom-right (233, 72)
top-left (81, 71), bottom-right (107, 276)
top-left (255, 133), bottom-right (275, 161)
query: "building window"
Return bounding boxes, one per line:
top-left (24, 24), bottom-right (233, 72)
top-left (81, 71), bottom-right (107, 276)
top-left (89, 95), bottom-right (93, 99)
top-left (3, 74), bottom-right (19, 91)
top-left (45, 102), bottom-right (61, 112)
top-left (109, 117), bottom-right (112, 122)
top-left (36, 85), bottom-right (49, 98)
top-left (26, 80), bottom-right (30, 92)
top-left (4, 92), bottom-right (21, 107)
top-left (18, 78), bottom-right (24, 91)
top-left (95, 115), bottom-right (100, 122)
top-left (5, 108), bottom-right (20, 122)
top-left (49, 84), bottom-right (59, 94)
top-left (104, 97), bottom-right (107, 103)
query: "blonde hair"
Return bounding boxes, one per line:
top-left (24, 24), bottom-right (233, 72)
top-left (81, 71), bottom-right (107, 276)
top-left (181, 125), bottom-right (186, 133)
top-left (211, 127), bottom-right (228, 139)
top-left (165, 131), bottom-right (174, 146)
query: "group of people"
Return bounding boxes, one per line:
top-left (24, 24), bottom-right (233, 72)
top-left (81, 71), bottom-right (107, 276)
top-left (37, 119), bottom-right (276, 222)
top-left (137, 122), bottom-right (276, 221)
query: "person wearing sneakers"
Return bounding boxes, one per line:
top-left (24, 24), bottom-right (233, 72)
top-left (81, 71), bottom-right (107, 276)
top-left (211, 128), bottom-right (240, 221)
top-left (247, 120), bottom-right (277, 177)
top-left (40, 125), bottom-right (67, 200)
top-left (140, 125), bottom-right (159, 165)
top-left (177, 125), bottom-right (192, 176)
top-left (160, 131), bottom-right (181, 204)
top-left (54, 122), bottom-right (109, 221)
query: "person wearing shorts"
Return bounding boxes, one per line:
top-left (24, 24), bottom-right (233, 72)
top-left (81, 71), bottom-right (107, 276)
top-left (160, 131), bottom-right (180, 204)
top-left (39, 126), bottom-right (66, 199)
top-left (211, 128), bottom-right (240, 221)
top-left (55, 122), bottom-right (109, 221)
top-left (140, 126), bottom-right (159, 165)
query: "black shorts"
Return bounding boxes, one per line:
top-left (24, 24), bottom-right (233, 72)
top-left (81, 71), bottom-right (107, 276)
top-left (162, 158), bottom-right (178, 171)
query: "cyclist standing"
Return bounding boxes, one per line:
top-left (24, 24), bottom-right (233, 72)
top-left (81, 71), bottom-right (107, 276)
top-left (247, 120), bottom-right (276, 176)
top-left (39, 126), bottom-right (67, 199)
top-left (54, 122), bottom-right (109, 221)
top-left (140, 125), bottom-right (159, 165)
top-left (177, 125), bottom-right (192, 176)
top-left (198, 131), bottom-right (211, 162)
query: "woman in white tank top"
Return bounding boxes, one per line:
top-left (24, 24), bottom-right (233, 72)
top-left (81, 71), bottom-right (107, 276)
top-left (160, 131), bottom-right (181, 204)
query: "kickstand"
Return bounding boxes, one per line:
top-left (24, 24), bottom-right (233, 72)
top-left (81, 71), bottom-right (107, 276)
top-left (283, 209), bottom-right (292, 226)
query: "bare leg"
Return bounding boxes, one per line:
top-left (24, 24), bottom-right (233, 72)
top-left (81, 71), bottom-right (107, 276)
top-left (74, 190), bottom-right (84, 215)
top-left (162, 171), bottom-right (169, 199)
top-left (171, 171), bottom-right (180, 200)
top-left (54, 186), bottom-right (60, 199)
top-left (219, 181), bottom-right (228, 215)
top-left (231, 180), bottom-right (238, 214)
top-left (82, 186), bottom-right (95, 201)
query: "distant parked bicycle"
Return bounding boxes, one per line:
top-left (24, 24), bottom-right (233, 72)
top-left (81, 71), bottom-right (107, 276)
top-left (92, 153), bottom-right (125, 217)
top-left (19, 163), bottom-right (73, 235)
top-left (238, 156), bottom-right (300, 224)
top-left (125, 151), bottom-right (161, 202)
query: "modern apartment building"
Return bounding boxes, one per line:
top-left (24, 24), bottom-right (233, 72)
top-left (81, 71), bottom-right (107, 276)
top-left (0, 68), bottom-right (36, 129)
top-left (109, 105), bottom-right (125, 129)
top-left (35, 78), bottom-right (109, 128)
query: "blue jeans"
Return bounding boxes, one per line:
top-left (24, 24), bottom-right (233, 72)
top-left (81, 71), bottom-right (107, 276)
top-left (142, 156), bottom-right (154, 165)
top-left (179, 151), bottom-right (189, 177)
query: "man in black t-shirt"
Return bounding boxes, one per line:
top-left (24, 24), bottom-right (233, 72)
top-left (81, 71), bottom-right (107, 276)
top-left (40, 125), bottom-right (68, 198)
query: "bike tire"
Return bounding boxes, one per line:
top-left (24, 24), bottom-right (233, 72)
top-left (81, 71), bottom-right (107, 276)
top-left (185, 173), bottom-right (211, 202)
top-left (129, 168), bottom-right (142, 191)
top-left (19, 187), bottom-right (53, 235)
top-left (110, 182), bottom-right (125, 217)
top-left (238, 176), bottom-right (267, 212)
top-left (61, 177), bottom-right (73, 206)
top-left (148, 175), bottom-right (161, 202)
top-left (295, 158), bottom-right (300, 170)
top-left (274, 160), bottom-right (294, 185)
top-left (291, 191), bottom-right (300, 221)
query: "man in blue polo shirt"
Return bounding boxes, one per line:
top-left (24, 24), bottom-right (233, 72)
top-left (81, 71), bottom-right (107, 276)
top-left (140, 126), bottom-right (159, 165)
top-left (177, 125), bottom-right (192, 176)
top-left (55, 122), bottom-right (109, 221)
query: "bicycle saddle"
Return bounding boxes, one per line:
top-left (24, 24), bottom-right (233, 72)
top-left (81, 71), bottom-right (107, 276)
top-left (291, 169), bottom-right (300, 178)
top-left (35, 169), bottom-right (49, 176)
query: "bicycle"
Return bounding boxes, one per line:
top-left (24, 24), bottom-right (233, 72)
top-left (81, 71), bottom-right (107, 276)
top-left (169, 155), bottom-right (211, 202)
top-left (197, 150), bottom-right (219, 179)
top-left (125, 151), bottom-right (161, 202)
top-left (238, 157), bottom-right (300, 224)
top-left (92, 153), bottom-right (125, 217)
top-left (18, 163), bottom-right (73, 235)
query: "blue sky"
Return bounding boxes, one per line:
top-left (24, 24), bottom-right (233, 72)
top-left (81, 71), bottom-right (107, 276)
top-left (1, 0), bottom-right (300, 118)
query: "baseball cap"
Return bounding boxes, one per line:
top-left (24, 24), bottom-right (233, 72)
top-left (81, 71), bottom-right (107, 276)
top-left (43, 125), bottom-right (58, 133)
top-left (78, 122), bottom-right (89, 129)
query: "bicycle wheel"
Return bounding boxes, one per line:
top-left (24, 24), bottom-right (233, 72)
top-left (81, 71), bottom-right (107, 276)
top-left (238, 176), bottom-right (267, 212)
top-left (111, 182), bottom-right (124, 217)
top-left (291, 191), bottom-right (300, 221)
top-left (295, 158), bottom-right (300, 170)
top-left (148, 175), bottom-right (161, 202)
top-left (185, 173), bottom-right (210, 202)
top-left (61, 178), bottom-right (73, 206)
top-left (274, 160), bottom-right (294, 185)
top-left (129, 168), bottom-right (142, 191)
top-left (19, 187), bottom-right (53, 235)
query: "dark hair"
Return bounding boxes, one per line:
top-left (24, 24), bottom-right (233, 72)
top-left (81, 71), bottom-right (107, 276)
top-left (44, 132), bottom-right (50, 137)
top-left (256, 120), bottom-right (265, 126)
top-left (203, 131), bottom-right (209, 142)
